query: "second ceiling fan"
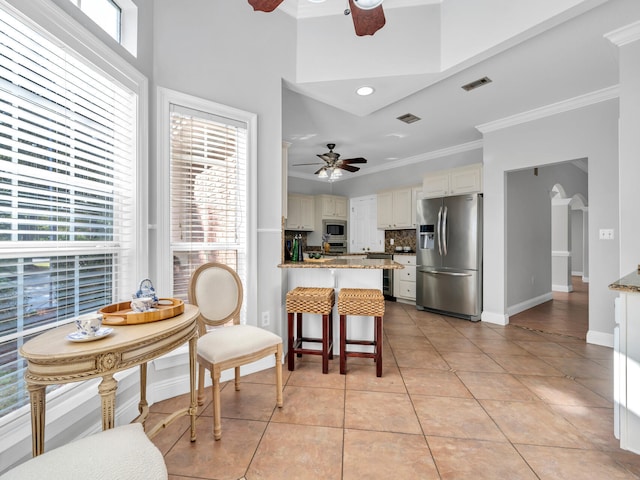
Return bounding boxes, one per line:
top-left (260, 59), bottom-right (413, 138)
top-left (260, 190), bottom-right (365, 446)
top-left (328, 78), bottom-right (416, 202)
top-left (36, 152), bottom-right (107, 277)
top-left (294, 143), bottom-right (367, 180)
top-left (248, 0), bottom-right (386, 36)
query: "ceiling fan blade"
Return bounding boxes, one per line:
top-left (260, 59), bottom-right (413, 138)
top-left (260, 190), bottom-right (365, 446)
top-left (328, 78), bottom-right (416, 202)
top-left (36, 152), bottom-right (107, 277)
top-left (317, 154), bottom-right (333, 162)
top-left (248, 0), bottom-right (284, 12)
top-left (341, 157), bottom-right (367, 164)
top-left (293, 162), bottom-right (324, 166)
top-left (338, 164), bottom-right (360, 173)
top-left (314, 167), bottom-right (326, 175)
top-left (349, 0), bottom-right (386, 36)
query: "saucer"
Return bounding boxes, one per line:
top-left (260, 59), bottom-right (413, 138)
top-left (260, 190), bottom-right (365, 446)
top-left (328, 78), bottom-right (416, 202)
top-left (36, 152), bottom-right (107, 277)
top-left (66, 327), bottom-right (113, 343)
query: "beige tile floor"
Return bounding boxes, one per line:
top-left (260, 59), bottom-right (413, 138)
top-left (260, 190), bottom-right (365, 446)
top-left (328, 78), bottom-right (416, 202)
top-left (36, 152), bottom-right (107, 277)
top-left (149, 300), bottom-right (640, 480)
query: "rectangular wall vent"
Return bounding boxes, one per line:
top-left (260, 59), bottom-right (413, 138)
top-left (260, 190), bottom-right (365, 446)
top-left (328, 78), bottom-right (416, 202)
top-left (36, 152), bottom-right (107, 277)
top-left (461, 76), bottom-right (492, 91)
top-left (397, 113), bottom-right (421, 124)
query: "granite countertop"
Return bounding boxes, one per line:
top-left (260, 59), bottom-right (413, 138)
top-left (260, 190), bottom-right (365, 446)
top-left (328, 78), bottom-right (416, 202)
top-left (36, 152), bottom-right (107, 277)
top-left (609, 270), bottom-right (640, 293)
top-left (278, 258), bottom-right (404, 269)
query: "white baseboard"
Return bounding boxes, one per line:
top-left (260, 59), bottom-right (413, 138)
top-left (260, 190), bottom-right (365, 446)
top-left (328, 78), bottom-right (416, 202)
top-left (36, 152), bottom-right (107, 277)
top-left (552, 284), bottom-right (574, 293)
top-left (507, 292), bottom-right (553, 317)
top-left (586, 330), bottom-right (614, 348)
top-left (583, 276), bottom-right (589, 283)
top-left (481, 311), bottom-right (509, 325)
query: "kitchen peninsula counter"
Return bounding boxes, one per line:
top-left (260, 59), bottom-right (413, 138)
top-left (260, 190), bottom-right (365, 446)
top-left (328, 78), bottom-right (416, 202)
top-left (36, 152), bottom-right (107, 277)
top-left (278, 258), bottom-right (403, 269)
top-left (609, 269), bottom-right (640, 453)
top-left (279, 258), bottom-right (402, 355)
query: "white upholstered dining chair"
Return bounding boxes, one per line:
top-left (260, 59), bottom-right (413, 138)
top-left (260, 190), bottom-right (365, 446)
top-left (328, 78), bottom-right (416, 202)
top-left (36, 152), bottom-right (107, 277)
top-left (188, 262), bottom-right (283, 440)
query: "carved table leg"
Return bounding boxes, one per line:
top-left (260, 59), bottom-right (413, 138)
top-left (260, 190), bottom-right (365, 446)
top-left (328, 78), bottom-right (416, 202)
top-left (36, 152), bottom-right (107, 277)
top-left (188, 334), bottom-right (197, 442)
top-left (98, 374), bottom-right (118, 430)
top-left (27, 384), bottom-right (46, 456)
top-left (138, 363), bottom-right (149, 425)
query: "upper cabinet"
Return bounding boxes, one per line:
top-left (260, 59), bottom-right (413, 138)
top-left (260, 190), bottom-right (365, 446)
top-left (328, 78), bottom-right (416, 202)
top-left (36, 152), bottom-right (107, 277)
top-left (377, 187), bottom-right (413, 229)
top-left (412, 186), bottom-right (423, 228)
top-left (423, 164), bottom-right (483, 199)
top-left (317, 194), bottom-right (347, 220)
top-left (286, 194), bottom-right (314, 231)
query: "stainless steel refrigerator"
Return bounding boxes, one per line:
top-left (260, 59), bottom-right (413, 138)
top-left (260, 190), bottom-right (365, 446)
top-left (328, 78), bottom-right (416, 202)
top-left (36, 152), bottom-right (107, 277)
top-left (416, 193), bottom-right (482, 321)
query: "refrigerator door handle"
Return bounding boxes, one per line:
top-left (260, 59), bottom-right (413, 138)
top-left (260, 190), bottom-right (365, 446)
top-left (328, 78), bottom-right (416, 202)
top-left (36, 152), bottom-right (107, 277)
top-left (442, 206), bottom-right (448, 256)
top-left (437, 206), bottom-right (443, 255)
top-left (420, 270), bottom-right (472, 277)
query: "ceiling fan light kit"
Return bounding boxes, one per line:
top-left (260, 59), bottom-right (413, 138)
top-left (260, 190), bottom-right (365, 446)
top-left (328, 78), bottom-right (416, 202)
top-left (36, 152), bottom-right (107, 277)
top-left (353, 0), bottom-right (384, 10)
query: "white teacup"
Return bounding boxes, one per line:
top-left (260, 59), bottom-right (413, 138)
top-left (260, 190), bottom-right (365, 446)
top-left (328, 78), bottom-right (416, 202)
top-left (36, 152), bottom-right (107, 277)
top-left (130, 296), bottom-right (154, 313)
top-left (75, 313), bottom-right (102, 336)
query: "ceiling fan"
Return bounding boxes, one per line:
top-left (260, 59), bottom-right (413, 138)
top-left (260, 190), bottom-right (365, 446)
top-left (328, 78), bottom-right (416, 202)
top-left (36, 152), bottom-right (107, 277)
top-left (294, 143), bottom-right (367, 180)
top-left (248, 0), bottom-right (386, 36)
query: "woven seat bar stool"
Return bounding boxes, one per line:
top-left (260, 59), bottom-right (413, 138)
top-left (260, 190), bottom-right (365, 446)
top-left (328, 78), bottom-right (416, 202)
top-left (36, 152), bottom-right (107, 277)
top-left (338, 288), bottom-right (385, 377)
top-left (286, 287), bottom-right (335, 374)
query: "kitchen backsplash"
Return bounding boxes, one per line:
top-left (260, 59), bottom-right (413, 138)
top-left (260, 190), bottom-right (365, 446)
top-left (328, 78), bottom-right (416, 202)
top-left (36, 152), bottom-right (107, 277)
top-left (285, 229), bottom-right (415, 255)
top-left (385, 229), bottom-right (416, 253)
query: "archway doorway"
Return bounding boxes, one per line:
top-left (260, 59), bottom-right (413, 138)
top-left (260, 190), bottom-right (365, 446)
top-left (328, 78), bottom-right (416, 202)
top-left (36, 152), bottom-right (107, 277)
top-left (505, 161), bottom-right (589, 339)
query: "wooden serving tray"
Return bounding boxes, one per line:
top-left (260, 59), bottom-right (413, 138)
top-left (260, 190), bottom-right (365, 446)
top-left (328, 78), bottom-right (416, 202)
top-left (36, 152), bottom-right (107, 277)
top-left (99, 298), bottom-right (185, 326)
top-left (304, 258), bottom-right (333, 263)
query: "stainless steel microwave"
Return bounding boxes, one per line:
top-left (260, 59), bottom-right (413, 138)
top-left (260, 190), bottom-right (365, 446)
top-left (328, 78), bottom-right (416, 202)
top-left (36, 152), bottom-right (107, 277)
top-left (323, 219), bottom-right (347, 240)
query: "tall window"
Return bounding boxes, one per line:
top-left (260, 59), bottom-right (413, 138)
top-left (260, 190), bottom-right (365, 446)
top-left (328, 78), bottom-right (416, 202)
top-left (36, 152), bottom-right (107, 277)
top-left (0, 6), bottom-right (138, 417)
top-left (169, 105), bottom-right (248, 306)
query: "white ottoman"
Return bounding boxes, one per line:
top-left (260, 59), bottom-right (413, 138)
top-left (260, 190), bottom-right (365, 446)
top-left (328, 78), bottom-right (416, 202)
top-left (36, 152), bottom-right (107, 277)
top-left (0, 423), bottom-right (167, 480)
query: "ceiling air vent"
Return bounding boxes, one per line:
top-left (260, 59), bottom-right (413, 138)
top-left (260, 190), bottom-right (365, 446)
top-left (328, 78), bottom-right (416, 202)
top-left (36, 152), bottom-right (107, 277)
top-left (461, 76), bottom-right (492, 92)
top-left (397, 113), bottom-right (421, 124)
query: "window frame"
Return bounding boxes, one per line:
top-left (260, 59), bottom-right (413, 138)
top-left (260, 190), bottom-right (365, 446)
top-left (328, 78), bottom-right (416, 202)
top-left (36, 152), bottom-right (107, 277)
top-left (156, 87), bottom-right (257, 325)
top-left (0, 0), bottom-right (148, 428)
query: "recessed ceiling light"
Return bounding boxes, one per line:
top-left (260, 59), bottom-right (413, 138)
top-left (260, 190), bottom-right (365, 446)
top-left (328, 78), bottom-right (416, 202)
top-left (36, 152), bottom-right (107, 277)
top-left (356, 86), bottom-right (375, 96)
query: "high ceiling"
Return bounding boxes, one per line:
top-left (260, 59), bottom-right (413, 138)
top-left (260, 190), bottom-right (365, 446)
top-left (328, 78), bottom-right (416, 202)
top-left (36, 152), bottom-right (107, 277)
top-left (280, 0), bottom-right (637, 182)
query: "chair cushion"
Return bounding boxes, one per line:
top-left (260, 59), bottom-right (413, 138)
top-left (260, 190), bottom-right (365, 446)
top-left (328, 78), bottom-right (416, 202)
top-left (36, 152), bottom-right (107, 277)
top-left (0, 423), bottom-right (167, 480)
top-left (198, 324), bottom-right (282, 364)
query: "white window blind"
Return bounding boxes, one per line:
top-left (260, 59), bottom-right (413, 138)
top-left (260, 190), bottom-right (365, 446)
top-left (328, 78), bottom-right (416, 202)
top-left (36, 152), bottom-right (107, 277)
top-left (0, 6), bottom-right (138, 417)
top-left (169, 105), bottom-right (248, 308)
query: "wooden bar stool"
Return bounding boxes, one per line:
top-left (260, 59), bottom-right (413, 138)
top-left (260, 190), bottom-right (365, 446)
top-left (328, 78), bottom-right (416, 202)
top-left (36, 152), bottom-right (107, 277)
top-left (286, 287), bottom-right (335, 374)
top-left (338, 288), bottom-right (385, 377)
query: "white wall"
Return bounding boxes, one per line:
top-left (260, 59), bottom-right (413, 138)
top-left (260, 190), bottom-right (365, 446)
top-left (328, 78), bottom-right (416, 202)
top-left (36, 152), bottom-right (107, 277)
top-left (483, 100), bottom-right (619, 346)
top-left (150, 0), bottom-right (296, 338)
top-left (617, 36), bottom-right (640, 274)
top-left (572, 210), bottom-right (584, 274)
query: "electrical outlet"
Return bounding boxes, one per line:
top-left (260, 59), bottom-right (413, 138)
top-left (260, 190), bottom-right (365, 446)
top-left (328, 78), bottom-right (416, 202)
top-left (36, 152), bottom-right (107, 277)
top-left (599, 229), bottom-right (614, 240)
top-left (261, 311), bottom-right (270, 327)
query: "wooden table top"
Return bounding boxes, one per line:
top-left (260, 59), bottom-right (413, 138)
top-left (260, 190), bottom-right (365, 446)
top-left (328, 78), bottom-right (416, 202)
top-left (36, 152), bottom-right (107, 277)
top-left (20, 304), bottom-right (199, 366)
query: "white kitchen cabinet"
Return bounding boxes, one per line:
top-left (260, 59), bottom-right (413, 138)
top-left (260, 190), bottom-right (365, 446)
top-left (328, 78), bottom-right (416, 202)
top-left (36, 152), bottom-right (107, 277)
top-left (394, 255), bottom-right (416, 302)
top-left (377, 188), bottom-right (412, 229)
top-left (611, 274), bottom-right (640, 454)
top-left (423, 164), bottom-right (483, 199)
top-left (317, 194), bottom-right (347, 220)
top-left (286, 194), bottom-right (314, 231)
top-left (412, 186), bottom-right (423, 228)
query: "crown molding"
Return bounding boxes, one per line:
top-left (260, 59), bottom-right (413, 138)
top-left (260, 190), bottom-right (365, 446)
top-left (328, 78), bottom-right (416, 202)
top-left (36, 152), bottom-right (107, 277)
top-left (363, 139), bottom-right (483, 176)
top-left (604, 20), bottom-right (640, 47)
top-left (288, 139), bottom-right (483, 182)
top-left (476, 85), bottom-right (619, 134)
